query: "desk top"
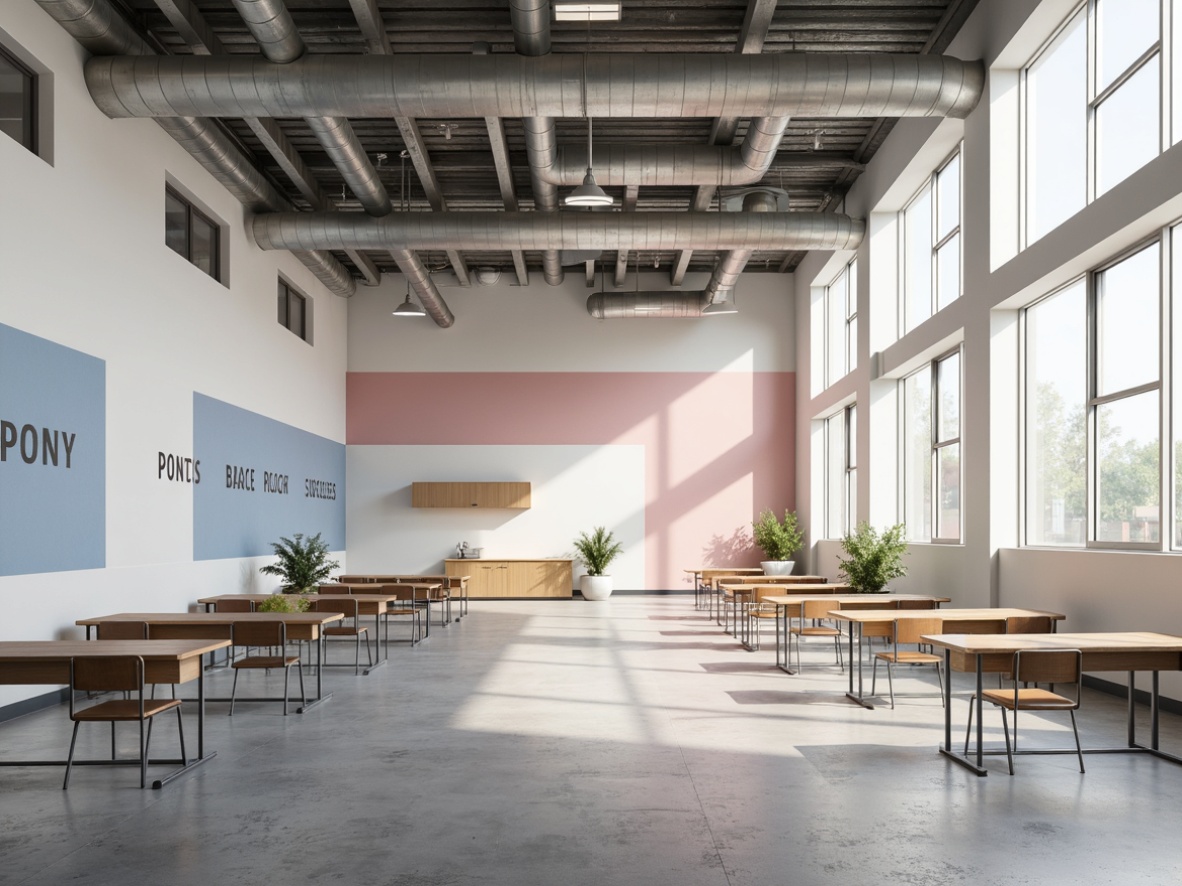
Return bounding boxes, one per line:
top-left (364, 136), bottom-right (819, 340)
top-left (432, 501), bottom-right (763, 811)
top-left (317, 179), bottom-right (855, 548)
top-left (721, 581), bottom-right (850, 592)
top-left (923, 631), bottom-right (1182, 654)
top-left (687, 566), bottom-right (763, 574)
top-left (0, 639), bottom-right (229, 660)
top-left (831, 607), bottom-right (1064, 623)
top-left (77, 611), bottom-right (343, 627)
top-left (764, 593), bottom-right (949, 606)
top-left (197, 593), bottom-right (400, 605)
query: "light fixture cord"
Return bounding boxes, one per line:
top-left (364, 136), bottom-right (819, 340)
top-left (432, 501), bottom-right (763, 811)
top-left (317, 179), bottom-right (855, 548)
top-left (583, 17), bottom-right (593, 173)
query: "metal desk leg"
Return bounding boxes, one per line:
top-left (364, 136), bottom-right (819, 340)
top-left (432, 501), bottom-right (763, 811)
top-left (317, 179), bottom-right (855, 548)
top-left (152, 661), bottom-right (217, 789)
top-left (845, 622), bottom-right (873, 709)
top-left (363, 610), bottom-right (387, 674)
top-left (296, 632), bottom-right (332, 712)
top-left (938, 648), bottom-right (987, 776)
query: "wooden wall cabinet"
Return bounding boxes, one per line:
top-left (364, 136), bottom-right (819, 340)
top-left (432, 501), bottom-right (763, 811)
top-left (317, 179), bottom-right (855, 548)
top-left (445, 559), bottom-right (572, 598)
top-left (412, 482), bottom-right (531, 509)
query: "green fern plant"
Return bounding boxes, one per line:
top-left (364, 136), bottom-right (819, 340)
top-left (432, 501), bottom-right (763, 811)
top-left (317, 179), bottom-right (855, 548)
top-left (258, 532), bottom-right (340, 593)
top-left (837, 522), bottom-right (909, 592)
top-left (572, 526), bottom-right (624, 576)
top-left (752, 509), bottom-right (804, 561)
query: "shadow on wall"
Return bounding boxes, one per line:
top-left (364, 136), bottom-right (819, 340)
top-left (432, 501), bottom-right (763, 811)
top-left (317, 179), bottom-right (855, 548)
top-left (700, 526), bottom-right (757, 571)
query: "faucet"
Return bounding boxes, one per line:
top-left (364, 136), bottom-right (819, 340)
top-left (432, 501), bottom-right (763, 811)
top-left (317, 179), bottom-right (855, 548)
top-left (457, 541), bottom-right (469, 558)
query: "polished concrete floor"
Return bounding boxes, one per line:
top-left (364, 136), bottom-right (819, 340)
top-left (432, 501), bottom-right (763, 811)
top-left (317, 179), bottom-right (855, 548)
top-left (2, 595), bottom-right (1182, 885)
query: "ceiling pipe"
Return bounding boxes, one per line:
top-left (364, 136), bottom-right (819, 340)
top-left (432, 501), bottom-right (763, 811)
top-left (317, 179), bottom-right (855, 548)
top-left (702, 189), bottom-right (779, 306)
top-left (539, 116), bottom-right (791, 186)
top-left (391, 249), bottom-right (455, 328)
top-left (587, 291), bottom-right (709, 319)
top-left (35, 0), bottom-right (354, 298)
top-left (84, 54), bottom-right (986, 121)
top-left (511, 0), bottom-right (564, 286)
top-left (249, 210), bottom-right (865, 253)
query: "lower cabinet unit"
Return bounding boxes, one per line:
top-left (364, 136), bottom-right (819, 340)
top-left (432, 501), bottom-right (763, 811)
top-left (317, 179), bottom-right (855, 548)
top-left (445, 559), bottom-right (572, 598)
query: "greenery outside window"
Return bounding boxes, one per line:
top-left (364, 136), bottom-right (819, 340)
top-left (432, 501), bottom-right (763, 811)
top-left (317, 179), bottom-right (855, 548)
top-left (900, 148), bottom-right (961, 334)
top-left (902, 348), bottom-right (962, 543)
top-left (165, 185), bottom-right (220, 280)
top-left (277, 279), bottom-right (308, 341)
top-left (0, 44), bottom-right (35, 153)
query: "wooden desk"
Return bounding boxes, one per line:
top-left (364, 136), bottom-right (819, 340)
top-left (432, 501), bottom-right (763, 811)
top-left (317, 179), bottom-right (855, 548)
top-left (76, 612), bottom-right (342, 711)
top-left (0, 639), bottom-right (228, 788)
top-left (197, 593), bottom-right (405, 672)
top-left (330, 580), bottom-right (449, 633)
top-left (924, 631), bottom-right (1182, 776)
top-left (686, 567), bottom-right (762, 610)
top-left (764, 594), bottom-right (951, 674)
top-left (338, 574), bottom-right (470, 619)
top-left (830, 608), bottom-right (1065, 709)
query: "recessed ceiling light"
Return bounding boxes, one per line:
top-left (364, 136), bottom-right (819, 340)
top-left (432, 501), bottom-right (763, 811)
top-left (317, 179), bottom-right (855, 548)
top-left (554, 3), bottom-right (622, 22)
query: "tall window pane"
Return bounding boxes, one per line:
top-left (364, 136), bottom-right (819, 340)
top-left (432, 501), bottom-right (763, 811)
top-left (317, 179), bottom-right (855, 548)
top-left (826, 412), bottom-right (845, 539)
top-left (1025, 281), bottom-right (1087, 546)
top-left (937, 444), bottom-right (961, 540)
top-left (165, 190), bottom-right (188, 257)
top-left (1172, 224), bottom-right (1182, 546)
top-left (1096, 391), bottom-right (1160, 543)
top-left (936, 153), bottom-right (960, 242)
top-left (1096, 57), bottom-right (1161, 195)
top-left (1096, 0), bottom-right (1159, 92)
top-left (1026, 10), bottom-right (1087, 242)
top-left (846, 259), bottom-right (858, 375)
top-left (903, 368), bottom-right (933, 542)
top-left (190, 213), bottom-right (217, 277)
top-left (936, 233), bottom-right (961, 312)
top-left (1097, 244), bottom-right (1160, 394)
top-left (827, 266), bottom-right (847, 386)
top-left (903, 185), bottom-right (933, 331)
top-left (1174, 0), bottom-right (1182, 145)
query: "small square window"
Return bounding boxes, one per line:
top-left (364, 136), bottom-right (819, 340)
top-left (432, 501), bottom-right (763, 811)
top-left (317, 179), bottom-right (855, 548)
top-left (278, 280), bottom-right (309, 342)
top-left (165, 185), bottom-right (221, 281)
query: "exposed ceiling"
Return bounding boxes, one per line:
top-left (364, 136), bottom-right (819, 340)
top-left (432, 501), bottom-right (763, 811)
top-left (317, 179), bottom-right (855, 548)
top-left (54, 0), bottom-right (982, 316)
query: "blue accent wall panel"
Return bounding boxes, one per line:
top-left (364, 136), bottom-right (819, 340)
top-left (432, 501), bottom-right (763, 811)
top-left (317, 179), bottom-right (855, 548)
top-left (193, 393), bottom-right (345, 560)
top-left (0, 324), bottom-right (106, 576)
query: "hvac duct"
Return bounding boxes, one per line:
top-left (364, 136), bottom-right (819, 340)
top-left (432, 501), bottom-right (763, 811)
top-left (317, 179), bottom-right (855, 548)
top-left (249, 210), bottom-right (865, 253)
top-left (85, 53), bottom-right (985, 122)
top-left (512, 0), bottom-right (564, 286)
top-left (391, 249), bottom-right (455, 328)
top-left (702, 189), bottom-right (779, 306)
top-left (36, 0), bottom-right (355, 298)
top-left (587, 291), bottom-right (709, 320)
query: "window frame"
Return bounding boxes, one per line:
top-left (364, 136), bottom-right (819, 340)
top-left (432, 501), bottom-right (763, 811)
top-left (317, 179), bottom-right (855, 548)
top-left (823, 403), bottom-right (857, 539)
top-left (0, 42), bottom-right (36, 154)
top-left (164, 184), bottom-right (221, 281)
top-left (899, 146), bottom-right (963, 336)
top-left (821, 257), bottom-right (858, 389)
top-left (277, 278), bottom-right (310, 343)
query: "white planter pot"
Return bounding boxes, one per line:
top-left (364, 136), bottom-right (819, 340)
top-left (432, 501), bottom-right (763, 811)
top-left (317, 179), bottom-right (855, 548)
top-left (580, 574), bottom-right (614, 601)
top-left (760, 560), bottom-right (795, 576)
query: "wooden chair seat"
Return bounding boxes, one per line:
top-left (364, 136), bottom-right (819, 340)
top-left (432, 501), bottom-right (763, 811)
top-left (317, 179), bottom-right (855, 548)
top-left (233, 654), bottom-right (299, 670)
top-left (872, 617), bottom-right (944, 708)
top-left (72, 698), bottom-right (181, 721)
top-left (229, 621), bottom-right (307, 715)
top-left (980, 687), bottom-right (1078, 709)
top-left (786, 599), bottom-right (844, 671)
top-left (875, 649), bottom-right (942, 665)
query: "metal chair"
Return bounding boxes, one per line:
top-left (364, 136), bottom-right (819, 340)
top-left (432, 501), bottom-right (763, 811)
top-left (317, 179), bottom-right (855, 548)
top-left (377, 585), bottom-right (423, 645)
top-left (787, 598), bottom-right (845, 672)
top-left (229, 621), bottom-right (306, 715)
top-left (965, 648), bottom-right (1085, 775)
top-left (872, 616), bottom-right (944, 708)
top-left (313, 596), bottom-right (373, 674)
top-left (64, 655), bottom-right (185, 789)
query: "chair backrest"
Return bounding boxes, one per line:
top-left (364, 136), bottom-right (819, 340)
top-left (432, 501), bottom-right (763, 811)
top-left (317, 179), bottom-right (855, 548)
top-left (897, 599), bottom-right (937, 610)
top-left (895, 617), bottom-right (943, 645)
top-left (215, 598), bottom-right (254, 613)
top-left (318, 584), bottom-right (352, 595)
top-left (314, 596), bottom-right (359, 618)
top-left (942, 617), bottom-right (1007, 635)
top-left (1007, 615), bottom-right (1054, 634)
top-left (1013, 648), bottom-right (1082, 686)
top-left (70, 655), bottom-right (143, 693)
top-left (801, 598), bottom-right (841, 619)
top-left (232, 620), bottom-right (286, 648)
top-left (839, 599), bottom-right (899, 611)
top-left (95, 621), bottom-right (148, 640)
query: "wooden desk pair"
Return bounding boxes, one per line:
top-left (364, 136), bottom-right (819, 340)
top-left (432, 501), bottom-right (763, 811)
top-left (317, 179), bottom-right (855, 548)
top-left (337, 574), bottom-right (464, 622)
top-left (924, 631), bottom-right (1182, 776)
top-left (0, 639), bottom-right (227, 788)
top-left (764, 594), bottom-right (951, 673)
top-left (685, 567), bottom-right (762, 610)
top-left (76, 612), bottom-right (342, 712)
top-left (330, 580), bottom-right (448, 634)
top-left (720, 582), bottom-right (851, 647)
top-left (197, 593), bottom-right (414, 672)
top-left (829, 608), bottom-right (1065, 709)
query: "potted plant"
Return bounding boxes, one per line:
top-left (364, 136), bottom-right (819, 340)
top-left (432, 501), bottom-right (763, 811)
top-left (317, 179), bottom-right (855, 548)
top-left (572, 526), bottom-right (624, 601)
top-left (837, 522), bottom-right (909, 592)
top-left (752, 509), bottom-right (804, 575)
top-left (256, 594), bottom-right (311, 613)
top-left (258, 532), bottom-right (340, 594)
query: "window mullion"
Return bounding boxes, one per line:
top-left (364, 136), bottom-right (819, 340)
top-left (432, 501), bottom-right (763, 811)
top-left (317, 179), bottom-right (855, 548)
top-left (1092, 43), bottom-right (1163, 107)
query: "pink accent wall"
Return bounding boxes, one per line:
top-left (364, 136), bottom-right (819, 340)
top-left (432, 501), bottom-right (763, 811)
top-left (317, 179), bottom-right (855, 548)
top-left (348, 371), bottom-right (795, 590)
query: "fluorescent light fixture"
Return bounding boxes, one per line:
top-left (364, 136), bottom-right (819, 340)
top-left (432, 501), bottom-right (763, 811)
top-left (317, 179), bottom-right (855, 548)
top-left (554, 2), bottom-right (621, 21)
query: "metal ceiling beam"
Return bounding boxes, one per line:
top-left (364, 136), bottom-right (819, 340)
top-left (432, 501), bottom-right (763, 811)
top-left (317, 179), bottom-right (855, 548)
top-left (484, 115), bottom-right (530, 286)
top-left (613, 184), bottom-right (639, 287)
top-left (395, 117), bottom-right (470, 286)
top-left (347, 0), bottom-right (392, 55)
top-left (152, 0), bottom-right (224, 55)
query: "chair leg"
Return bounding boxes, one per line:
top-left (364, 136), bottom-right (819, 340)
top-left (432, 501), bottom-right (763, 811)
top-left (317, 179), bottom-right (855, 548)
top-left (886, 661), bottom-right (895, 709)
top-left (63, 721), bottom-right (82, 790)
top-left (1000, 707), bottom-right (1014, 775)
top-left (1069, 710), bottom-right (1085, 773)
top-left (283, 663), bottom-right (290, 715)
top-left (871, 657), bottom-right (878, 697)
top-left (297, 660), bottom-right (308, 709)
top-left (176, 706), bottom-right (187, 764)
top-left (964, 695), bottom-right (975, 755)
top-left (110, 722), bottom-right (116, 759)
top-left (936, 663), bottom-right (945, 708)
top-left (140, 717), bottom-right (149, 789)
top-left (354, 632), bottom-right (361, 675)
top-left (230, 669), bottom-right (240, 716)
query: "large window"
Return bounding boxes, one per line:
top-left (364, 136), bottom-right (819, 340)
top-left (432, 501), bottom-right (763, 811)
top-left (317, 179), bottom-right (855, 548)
top-left (1024, 1), bottom-right (1164, 245)
top-left (165, 186), bottom-right (220, 280)
top-left (0, 44), bottom-right (36, 154)
top-left (824, 404), bottom-right (856, 539)
top-left (1024, 242), bottom-right (1162, 547)
top-left (822, 258), bottom-right (857, 388)
top-left (277, 279), bottom-right (308, 342)
top-left (902, 349), bottom-right (962, 542)
top-left (901, 149), bottom-right (961, 334)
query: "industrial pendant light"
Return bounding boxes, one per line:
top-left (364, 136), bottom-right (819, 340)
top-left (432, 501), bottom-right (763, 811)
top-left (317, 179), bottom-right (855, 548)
top-left (565, 32), bottom-right (612, 208)
top-left (392, 280), bottom-right (425, 317)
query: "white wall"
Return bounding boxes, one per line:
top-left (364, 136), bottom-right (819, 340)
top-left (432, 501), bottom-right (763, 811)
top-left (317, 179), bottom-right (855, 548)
top-left (795, 0), bottom-right (1182, 699)
top-left (0, 3), bottom-right (348, 708)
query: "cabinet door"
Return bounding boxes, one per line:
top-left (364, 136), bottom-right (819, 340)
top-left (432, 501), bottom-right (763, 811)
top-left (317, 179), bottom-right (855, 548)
top-left (465, 563), bottom-right (509, 597)
top-left (507, 561), bottom-right (571, 597)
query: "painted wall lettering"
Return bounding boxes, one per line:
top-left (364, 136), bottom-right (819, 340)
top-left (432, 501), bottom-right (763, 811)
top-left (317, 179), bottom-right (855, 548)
top-left (158, 452), bottom-right (200, 483)
top-left (305, 478), bottom-right (337, 500)
top-left (225, 464), bottom-right (255, 491)
top-left (0, 421), bottom-right (76, 468)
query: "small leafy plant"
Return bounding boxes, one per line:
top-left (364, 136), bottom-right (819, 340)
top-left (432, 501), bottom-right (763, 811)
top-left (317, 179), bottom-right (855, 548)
top-left (751, 509), bottom-right (804, 561)
top-left (256, 594), bottom-right (311, 614)
top-left (837, 522), bottom-right (909, 592)
top-left (572, 526), bottom-right (624, 576)
top-left (258, 532), bottom-right (340, 593)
